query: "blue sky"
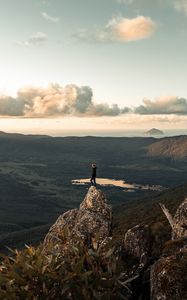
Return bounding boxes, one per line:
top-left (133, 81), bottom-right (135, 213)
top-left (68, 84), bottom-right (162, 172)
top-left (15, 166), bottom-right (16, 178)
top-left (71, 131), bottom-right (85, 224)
top-left (0, 0), bottom-right (187, 133)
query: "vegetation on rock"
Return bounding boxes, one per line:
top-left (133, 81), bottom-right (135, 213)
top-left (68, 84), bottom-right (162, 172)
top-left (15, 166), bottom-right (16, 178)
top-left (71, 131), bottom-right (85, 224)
top-left (0, 239), bottom-right (129, 300)
top-left (0, 185), bottom-right (186, 299)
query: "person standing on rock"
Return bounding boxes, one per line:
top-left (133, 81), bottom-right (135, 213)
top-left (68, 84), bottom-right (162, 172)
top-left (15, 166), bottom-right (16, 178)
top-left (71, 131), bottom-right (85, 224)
top-left (90, 163), bottom-right (97, 186)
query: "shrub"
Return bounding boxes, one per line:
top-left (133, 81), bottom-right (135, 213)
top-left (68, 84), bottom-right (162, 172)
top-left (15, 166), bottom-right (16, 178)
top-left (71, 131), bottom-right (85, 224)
top-left (0, 242), bottom-right (129, 300)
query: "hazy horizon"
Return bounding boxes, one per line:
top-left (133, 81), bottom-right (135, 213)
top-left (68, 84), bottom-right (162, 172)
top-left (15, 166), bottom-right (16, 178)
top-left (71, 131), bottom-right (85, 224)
top-left (1, 123), bottom-right (187, 138)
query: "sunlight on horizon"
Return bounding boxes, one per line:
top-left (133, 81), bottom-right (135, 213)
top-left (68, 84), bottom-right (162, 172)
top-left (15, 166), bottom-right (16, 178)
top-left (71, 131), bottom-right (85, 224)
top-left (0, 116), bottom-right (186, 136)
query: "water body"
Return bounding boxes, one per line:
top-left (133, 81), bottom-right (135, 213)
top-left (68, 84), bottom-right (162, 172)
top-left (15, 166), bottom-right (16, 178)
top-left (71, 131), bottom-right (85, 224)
top-left (56, 129), bottom-right (187, 138)
top-left (72, 178), bottom-right (163, 192)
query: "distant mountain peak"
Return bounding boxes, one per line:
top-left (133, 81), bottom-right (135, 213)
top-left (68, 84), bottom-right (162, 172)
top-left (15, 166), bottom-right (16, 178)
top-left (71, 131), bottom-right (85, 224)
top-left (145, 128), bottom-right (164, 136)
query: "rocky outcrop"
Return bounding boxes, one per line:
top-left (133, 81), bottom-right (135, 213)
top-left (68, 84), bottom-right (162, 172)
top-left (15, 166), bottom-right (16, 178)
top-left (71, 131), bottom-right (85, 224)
top-left (151, 198), bottom-right (187, 300)
top-left (43, 209), bottom-right (79, 254)
top-left (151, 248), bottom-right (187, 300)
top-left (43, 187), bottom-right (187, 299)
top-left (43, 186), bottom-right (112, 254)
top-left (159, 199), bottom-right (187, 240)
top-left (124, 225), bottom-right (152, 268)
top-left (172, 198), bottom-right (187, 239)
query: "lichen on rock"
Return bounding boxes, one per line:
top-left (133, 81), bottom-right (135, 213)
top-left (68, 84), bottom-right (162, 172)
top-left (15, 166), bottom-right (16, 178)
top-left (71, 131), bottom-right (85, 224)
top-left (124, 224), bottom-right (152, 268)
top-left (150, 248), bottom-right (187, 300)
top-left (43, 208), bottom-right (79, 254)
top-left (42, 186), bottom-right (187, 299)
top-left (43, 186), bottom-right (112, 254)
top-left (172, 198), bottom-right (187, 240)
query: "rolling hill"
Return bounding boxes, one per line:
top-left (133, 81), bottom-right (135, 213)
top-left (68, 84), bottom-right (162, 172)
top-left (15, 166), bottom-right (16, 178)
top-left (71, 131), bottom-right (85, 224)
top-left (147, 135), bottom-right (187, 159)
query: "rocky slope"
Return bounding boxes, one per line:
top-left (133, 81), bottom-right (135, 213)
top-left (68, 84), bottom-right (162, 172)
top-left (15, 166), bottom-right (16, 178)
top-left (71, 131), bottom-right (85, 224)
top-left (43, 186), bottom-right (187, 299)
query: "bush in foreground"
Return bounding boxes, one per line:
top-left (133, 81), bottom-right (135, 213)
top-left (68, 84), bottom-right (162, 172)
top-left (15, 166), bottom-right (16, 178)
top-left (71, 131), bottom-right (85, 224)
top-left (0, 242), bottom-right (128, 300)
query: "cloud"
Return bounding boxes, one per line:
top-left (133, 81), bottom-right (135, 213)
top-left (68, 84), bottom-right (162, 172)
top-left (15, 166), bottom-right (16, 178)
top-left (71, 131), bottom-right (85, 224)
top-left (42, 12), bottom-right (60, 23)
top-left (0, 95), bottom-right (25, 116)
top-left (88, 103), bottom-right (130, 116)
top-left (135, 96), bottom-right (187, 115)
top-left (16, 32), bottom-right (47, 47)
top-left (0, 84), bottom-right (127, 117)
top-left (1, 85), bottom-right (187, 119)
top-left (73, 16), bottom-right (157, 43)
top-left (173, 0), bottom-right (187, 14)
top-left (108, 16), bottom-right (156, 42)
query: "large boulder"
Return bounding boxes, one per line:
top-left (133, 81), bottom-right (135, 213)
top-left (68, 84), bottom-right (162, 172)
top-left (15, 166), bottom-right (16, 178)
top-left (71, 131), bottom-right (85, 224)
top-left (172, 198), bottom-right (187, 240)
top-left (124, 225), bottom-right (152, 268)
top-left (43, 186), bottom-right (112, 254)
top-left (150, 248), bottom-right (187, 300)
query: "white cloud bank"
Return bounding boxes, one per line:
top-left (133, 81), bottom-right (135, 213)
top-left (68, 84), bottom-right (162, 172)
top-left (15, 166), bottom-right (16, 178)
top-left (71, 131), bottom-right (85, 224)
top-left (135, 96), bottom-right (187, 115)
top-left (74, 16), bottom-right (157, 43)
top-left (0, 84), bottom-right (128, 117)
top-left (0, 85), bottom-right (187, 119)
top-left (16, 32), bottom-right (47, 47)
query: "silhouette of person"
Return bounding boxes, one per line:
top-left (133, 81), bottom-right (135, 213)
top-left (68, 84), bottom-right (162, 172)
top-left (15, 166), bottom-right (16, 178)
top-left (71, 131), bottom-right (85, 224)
top-left (90, 163), bottom-right (97, 186)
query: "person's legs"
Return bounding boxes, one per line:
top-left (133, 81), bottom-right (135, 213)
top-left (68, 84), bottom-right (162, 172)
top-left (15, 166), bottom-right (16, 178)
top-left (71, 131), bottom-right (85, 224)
top-left (90, 177), bottom-right (96, 186)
